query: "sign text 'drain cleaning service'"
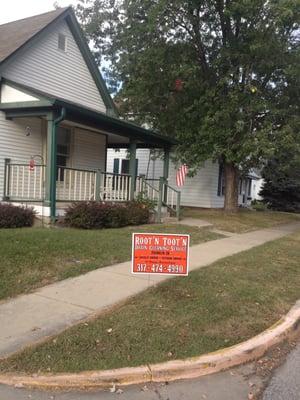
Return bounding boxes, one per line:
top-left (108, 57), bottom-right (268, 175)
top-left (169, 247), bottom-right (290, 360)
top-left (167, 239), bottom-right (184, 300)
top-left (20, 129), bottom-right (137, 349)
top-left (132, 233), bottom-right (190, 276)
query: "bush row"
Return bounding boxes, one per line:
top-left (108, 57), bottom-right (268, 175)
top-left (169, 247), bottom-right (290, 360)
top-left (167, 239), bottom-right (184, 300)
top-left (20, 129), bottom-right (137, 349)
top-left (64, 201), bottom-right (152, 229)
top-left (0, 200), bottom-right (152, 230)
top-left (0, 203), bottom-right (36, 228)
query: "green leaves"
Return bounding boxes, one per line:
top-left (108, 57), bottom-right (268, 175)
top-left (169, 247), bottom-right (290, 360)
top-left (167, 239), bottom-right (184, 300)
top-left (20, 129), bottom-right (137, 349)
top-left (77, 0), bottom-right (299, 175)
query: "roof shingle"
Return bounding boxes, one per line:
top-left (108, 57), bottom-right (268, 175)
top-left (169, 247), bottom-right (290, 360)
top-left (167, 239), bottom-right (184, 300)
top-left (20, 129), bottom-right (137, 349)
top-left (0, 8), bottom-right (69, 64)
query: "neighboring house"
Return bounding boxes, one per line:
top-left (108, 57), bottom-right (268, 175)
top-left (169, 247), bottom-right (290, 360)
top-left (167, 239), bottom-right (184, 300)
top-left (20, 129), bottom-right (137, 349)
top-left (0, 8), bottom-right (176, 221)
top-left (252, 178), bottom-right (264, 201)
top-left (108, 149), bottom-right (261, 208)
top-left (107, 149), bottom-right (164, 179)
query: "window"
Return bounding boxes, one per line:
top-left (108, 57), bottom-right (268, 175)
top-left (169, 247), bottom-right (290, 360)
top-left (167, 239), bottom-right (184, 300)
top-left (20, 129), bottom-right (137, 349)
top-left (113, 158), bottom-right (120, 174)
top-left (121, 159), bottom-right (139, 176)
top-left (58, 33), bottom-right (67, 52)
top-left (247, 179), bottom-right (252, 197)
top-left (217, 164), bottom-right (225, 196)
top-left (121, 159), bottom-right (129, 174)
top-left (56, 127), bottom-right (71, 181)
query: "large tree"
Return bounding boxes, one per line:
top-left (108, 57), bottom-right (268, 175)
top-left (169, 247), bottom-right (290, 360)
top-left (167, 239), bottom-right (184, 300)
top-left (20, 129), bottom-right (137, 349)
top-left (77, 0), bottom-right (299, 211)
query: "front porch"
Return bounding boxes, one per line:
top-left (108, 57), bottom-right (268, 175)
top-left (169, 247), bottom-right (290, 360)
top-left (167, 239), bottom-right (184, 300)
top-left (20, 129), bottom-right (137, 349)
top-left (0, 80), bottom-right (179, 221)
top-left (3, 162), bottom-right (181, 220)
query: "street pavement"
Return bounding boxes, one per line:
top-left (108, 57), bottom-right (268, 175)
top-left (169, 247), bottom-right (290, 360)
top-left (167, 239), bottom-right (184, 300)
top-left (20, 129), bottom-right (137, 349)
top-left (0, 365), bottom-right (256, 400)
top-left (262, 342), bottom-right (300, 400)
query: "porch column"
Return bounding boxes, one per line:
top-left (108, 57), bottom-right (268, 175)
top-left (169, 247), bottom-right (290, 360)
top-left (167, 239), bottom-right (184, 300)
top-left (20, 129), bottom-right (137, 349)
top-left (129, 140), bottom-right (137, 200)
top-left (45, 108), bottom-right (66, 222)
top-left (163, 147), bottom-right (170, 203)
top-left (45, 113), bottom-right (57, 221)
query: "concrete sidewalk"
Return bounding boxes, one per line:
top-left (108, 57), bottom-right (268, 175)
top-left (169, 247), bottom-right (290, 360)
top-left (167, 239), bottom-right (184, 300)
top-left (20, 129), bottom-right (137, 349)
top-left (0, 222), bottom-right (299, 358)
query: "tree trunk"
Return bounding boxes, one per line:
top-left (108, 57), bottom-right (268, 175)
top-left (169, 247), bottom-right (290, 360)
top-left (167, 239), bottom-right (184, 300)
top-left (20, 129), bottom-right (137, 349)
top-left (224, 162), bottom-right (239, 212)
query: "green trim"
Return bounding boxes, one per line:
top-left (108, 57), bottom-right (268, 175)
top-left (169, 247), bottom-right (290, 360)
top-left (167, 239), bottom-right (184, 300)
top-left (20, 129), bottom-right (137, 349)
top-left (55, 99), bottom-right (177, 146)
top-left (163, 148), bottom-right (170, 180)
top-left (45, 109), bottom-right (66, 223)
top-left (3, 158), bottom-right (11, 200)
top-left (163, 148), bottom-right (170, 203)
top-left (5, 198), bottom-right (45, 203)
top-left (176, 191), bottom-right (181, 221)
top-left (0, 100), bottom-right (53, 109)
top-left (104, 135), bottom-right (108, 171)
top-left (45, 115), bottom-right (54, 207)
top-left (50, 108), bottom-right (66, 221)
top-left (3, 109), bottom-right (53, 119)
top-left (157, 177), bottom-right (164, 223)
top-left (108, 143), bottom-right (167, 149)
top-left (129, 141), bottom-right (137, 200)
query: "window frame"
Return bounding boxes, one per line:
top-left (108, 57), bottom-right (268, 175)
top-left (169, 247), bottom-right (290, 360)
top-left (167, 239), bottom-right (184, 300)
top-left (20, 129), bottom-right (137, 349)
top-left (57, 33), bottom-right (67, 52)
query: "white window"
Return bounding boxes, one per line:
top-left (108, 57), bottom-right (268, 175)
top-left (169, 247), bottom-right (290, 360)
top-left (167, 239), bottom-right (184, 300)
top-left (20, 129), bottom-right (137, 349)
top-left (58, 33), bottom-right (67, 52)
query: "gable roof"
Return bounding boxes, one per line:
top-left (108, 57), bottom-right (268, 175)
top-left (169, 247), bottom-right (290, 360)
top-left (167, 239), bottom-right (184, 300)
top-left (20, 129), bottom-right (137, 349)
top-left (0, 8), bottom-right (118, 115)
top-left (0, 8), bottom-right (68, 64)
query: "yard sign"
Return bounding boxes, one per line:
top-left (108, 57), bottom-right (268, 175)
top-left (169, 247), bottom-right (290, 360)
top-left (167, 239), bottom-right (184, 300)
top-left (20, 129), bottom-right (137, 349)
top-left (132, 233), bottom-right (190, 276)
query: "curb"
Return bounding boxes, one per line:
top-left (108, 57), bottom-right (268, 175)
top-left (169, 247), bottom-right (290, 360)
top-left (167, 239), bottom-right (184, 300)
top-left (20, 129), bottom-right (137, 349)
top-left (0, 300), bottom-right (299, 390)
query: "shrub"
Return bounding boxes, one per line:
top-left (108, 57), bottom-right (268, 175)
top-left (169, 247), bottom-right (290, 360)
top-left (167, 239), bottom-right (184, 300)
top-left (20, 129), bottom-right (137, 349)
top-left (251, 200), bottom-right (268, 212)
top-left (65, 201), bottom-right (151, 229)
top-left (126, 200), bottom-right (152, 225)
top-left (135, 192), bottom-right (157, 211)
top-left (0, 203), bottom-right (36, 228)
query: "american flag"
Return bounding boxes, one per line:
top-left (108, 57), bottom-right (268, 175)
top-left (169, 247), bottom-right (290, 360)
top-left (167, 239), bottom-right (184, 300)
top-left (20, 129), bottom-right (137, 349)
top-left (176, 164), bottom-right (188, 187)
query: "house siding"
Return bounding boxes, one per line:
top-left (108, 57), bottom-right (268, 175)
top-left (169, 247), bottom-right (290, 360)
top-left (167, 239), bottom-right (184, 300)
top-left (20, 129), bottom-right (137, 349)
top-left (107, 149), bottom-right (257, 208)
top-left (1, 20), bottom-right (106, 113)
top-left (0, 112), bottom-right (43, 200)
top-left (107, 149), bottom-right (164, 179)
top-left (168, 160), bottom-right (221, 208)
top-left (72, 128), bottom-right (106, 171)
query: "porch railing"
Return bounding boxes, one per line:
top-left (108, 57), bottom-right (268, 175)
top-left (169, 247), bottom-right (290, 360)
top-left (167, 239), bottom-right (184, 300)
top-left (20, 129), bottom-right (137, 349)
top-left (3, 162), bottom-right (181, 220)
top-left (137, 177), bottom-right (181, 221)
top-left (4, 162), bottom-right (46, 201)
top-left (57, 166), bottom-right (97, 201)
top-left (163, 181), bottom-right (181, 220)
top-left (100, 172), bottom-right (131, 202)
top-left (136, 177), bottom-right (160, 202)
top-left (3, 162), bottom-right (133, 203)
top-left (57, 168), bottom-right (132, 202)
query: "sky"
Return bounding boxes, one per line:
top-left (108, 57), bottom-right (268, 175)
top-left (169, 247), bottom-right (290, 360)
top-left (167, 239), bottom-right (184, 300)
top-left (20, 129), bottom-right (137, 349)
top-left (0, 0), bottom-right (80, 25)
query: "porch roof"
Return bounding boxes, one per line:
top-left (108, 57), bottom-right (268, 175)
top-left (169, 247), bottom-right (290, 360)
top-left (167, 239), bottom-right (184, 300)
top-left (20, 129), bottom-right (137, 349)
top-left (0, 80), bottom-right (177, 149)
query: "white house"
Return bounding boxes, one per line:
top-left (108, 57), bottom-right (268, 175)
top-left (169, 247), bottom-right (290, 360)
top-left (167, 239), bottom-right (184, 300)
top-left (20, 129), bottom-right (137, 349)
top-left (107, 149), bottom-right (261, 208)
top-left (0, 8), bottom-right (176, 221)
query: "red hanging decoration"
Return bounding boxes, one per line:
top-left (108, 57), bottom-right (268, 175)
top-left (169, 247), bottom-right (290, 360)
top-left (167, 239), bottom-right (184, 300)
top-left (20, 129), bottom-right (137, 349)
top-left (175, 78), bottom-right (183, 92)
top-left (29, 158), bottom-right (35, 171)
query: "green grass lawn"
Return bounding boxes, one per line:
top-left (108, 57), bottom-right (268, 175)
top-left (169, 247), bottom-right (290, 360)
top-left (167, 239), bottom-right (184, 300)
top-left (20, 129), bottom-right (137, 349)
top-left (2, 231), bottom-right (299, 374)
top-left (0, 224), bottom-right (221, 301)
top-left (182, 208), bottom-right (299, 233)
